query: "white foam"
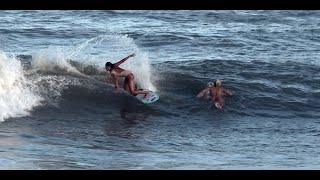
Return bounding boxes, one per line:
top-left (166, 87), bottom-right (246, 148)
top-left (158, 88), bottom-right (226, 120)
top-left (0, 51), bottom-right (43, 122)
top-left (27, 74), bottom-right (81, 107)
top-left (32, 47), bottom-right (82, 76)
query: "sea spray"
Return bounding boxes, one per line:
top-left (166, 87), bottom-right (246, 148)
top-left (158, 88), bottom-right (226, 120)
top-left (0, 51), bottom-right (42, 122)
top-left (63, 34), bottom-right (157, 91)
top-left (32, 47), bottom-right (83, 76)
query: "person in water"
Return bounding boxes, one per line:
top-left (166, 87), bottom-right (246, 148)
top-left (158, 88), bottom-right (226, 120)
top-left (196, 79), bottom-right (233, 109)
top-left (105, 53), bottom-right (150, 98)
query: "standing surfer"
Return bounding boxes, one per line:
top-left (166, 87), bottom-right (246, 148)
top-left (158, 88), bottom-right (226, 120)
top-left (105, 53), bottom-right (150, 99)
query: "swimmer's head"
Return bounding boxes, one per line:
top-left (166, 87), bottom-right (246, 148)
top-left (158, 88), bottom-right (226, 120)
top-left (214, 79), bottom-right (221, 87)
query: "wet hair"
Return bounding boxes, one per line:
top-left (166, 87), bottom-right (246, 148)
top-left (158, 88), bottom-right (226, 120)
top-left (105, 62), bottom-right (114, 70)
top-left (214, 79), bottom-right (221, 87)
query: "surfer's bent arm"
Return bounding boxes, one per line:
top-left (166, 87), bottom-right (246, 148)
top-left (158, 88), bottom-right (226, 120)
top-left (196, 87), bottom-right (210, 97)
top-left (112, 74), bottom-right (119, 89)
top-left (114, 53), bottom-right (136, 67)
top-left (222, 88), bottom-right (233, 96)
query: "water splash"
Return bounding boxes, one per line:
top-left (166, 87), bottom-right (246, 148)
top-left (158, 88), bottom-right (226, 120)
top-left (0, 51), bottom-right (43, 122)
top-left (64, 33), bottom-right (157, 91)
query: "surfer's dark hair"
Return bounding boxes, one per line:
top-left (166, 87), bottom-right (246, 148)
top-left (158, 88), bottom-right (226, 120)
top-left (105, 62), bottom-right (114, 69)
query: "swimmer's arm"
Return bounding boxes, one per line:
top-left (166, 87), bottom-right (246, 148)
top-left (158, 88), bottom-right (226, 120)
top-left (114, 53), bottom-right (136, 67)
top-left (196, 87), bottom-right (210, 97)
top-left (222, 88), bottom-right (233, 96)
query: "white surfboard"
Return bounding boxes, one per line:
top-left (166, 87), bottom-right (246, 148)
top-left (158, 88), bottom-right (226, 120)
top-left (135, 90), bottom-right (159, 104)
top-left (214, 102), bottom-right (222, 109)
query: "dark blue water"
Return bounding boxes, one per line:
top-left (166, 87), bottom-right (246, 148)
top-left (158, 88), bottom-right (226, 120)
top-left (1, 10), bottom-right (320, 169)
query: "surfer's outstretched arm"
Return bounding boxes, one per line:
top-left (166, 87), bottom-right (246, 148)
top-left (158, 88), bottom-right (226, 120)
top-left (196, 87), bottom-right (210, 97)
top-left (114, 53), bottom-right (136, 67)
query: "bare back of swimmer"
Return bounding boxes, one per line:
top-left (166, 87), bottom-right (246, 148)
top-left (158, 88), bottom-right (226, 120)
top-left (196, 80), bottom-right (233, 109)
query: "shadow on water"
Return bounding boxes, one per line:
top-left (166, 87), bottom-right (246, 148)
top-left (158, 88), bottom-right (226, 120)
top-left (102, 99), bottom-right (152, 140)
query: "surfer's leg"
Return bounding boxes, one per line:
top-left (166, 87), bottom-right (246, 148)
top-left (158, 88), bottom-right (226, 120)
top-left (124, 77), bottom-right (130, 93)
top-left (127, 74), bottom-right (149, 97)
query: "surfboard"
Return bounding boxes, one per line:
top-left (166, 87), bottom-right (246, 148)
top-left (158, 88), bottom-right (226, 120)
top-left (135, 90), bottom-right (159, 104)
top-left (214, 102), bottom-right (222, 109)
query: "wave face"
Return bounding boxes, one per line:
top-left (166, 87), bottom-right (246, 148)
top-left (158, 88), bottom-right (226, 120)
top-left (5, 52), bottom-right (319, 122)
top-left (0, 32), bottom-right (159, 122)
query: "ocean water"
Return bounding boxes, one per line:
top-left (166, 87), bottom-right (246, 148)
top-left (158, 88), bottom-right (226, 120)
top-left (0, 10), bottom-right (320, 169)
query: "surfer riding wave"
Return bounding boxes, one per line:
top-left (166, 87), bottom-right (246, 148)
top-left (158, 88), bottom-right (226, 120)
top-left (105, 53), bottom-right (150, 99)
